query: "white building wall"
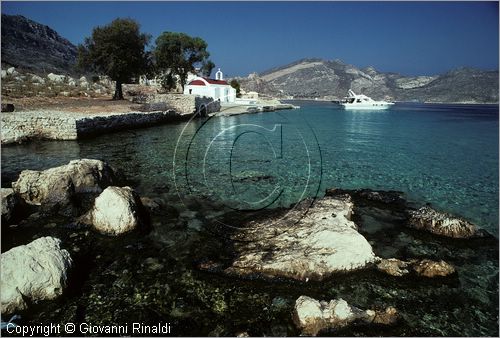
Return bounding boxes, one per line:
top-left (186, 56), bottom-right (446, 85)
top-left (184, 85), bottom-right (213, 98)
top-left (184, 81), bottom-right (237, 103)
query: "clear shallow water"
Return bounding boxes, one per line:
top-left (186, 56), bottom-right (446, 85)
top-left (1, 102), bottom-right (498, 336)
top-left (2, 102), bottom-right (498, 235)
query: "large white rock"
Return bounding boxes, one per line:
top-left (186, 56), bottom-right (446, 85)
top-left (293, 296), bottom-right (397, 336)
top-left (293, 296), bottom-right (325, 335)
top-left (47, 73), bottom-right (66, 83)
top-left (1, 70), bottom-right (7, 78)
top-left (12, 159), bottom-right (121, 211)
top-left (31, 74), bottom-right (45, 84)
top-left (79, 76), bottom-right (89, 88)
top-left (226, 194), bottom-right (376, 281)
top-left (1, 237), bottom-right (72, 314)
top-left (6, 67), bottom-right (17, 76)
top-left (85, 186), bottom-right (144, 235)
top-left (67, 77), bottom-right (77, 87)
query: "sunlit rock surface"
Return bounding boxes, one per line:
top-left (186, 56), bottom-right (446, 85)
top-left (377, 258), bottom-right (455, 278)
top-left (226, 194), bottom-right (376, 281)
top-left (12, 159), bottom-right (121, 213)
top-left (293, 295), bottom-right (397, 336)
top-left (83, 186), bottom-right (145, 235)
top-left (412, 259), bottom-right (456, 277)
top-left (1, 237), bottom-right (72, 314)
top-left (407, 206), bottom-right (485, 238)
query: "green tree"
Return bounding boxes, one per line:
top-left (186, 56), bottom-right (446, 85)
top-left (78, 18), bottom-right (150, 100)
top-left (230, 79), bottom-right (241, 98)
top-left (200, 60), bottom-right (216, 77)
top-left (154, 32), bottom-right (210, 91)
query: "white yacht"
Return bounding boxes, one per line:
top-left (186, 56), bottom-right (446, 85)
top-left (340, 90), bottom-right (394, 110)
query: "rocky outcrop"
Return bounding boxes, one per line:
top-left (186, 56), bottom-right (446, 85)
top-left (81, 186), bottom-right (146, 235)
top-left (293, 295), bottom-right (397, 336)
top-left (407, 206), bottom-right (485, 238)
top-left (377, 258), bottom-right (455, 278)
top-left (12, 159), bottom-right (121, 213)
top-left (1, 237), bottom-right (72, 314)
top-left (1, 14), bottom-right (77, 75)
top-left (225, 195), bottom-right (376, 281)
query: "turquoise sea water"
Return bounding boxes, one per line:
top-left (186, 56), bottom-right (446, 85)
top-left (1, 102), bottom-right (498, 336)
top-left (2, 102), bottom-right (498, 235)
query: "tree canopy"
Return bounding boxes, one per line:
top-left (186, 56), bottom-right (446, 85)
top-left (200, 60), bottom-right (216, 77)
top-left (78, 18), bottom-right (150, 100)
top-left (154, 32), bottom-right (210, 91)
top-left (230, 79), bottom-right (241, 98)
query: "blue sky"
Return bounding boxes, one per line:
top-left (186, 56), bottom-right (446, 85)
top-left (2, 1), bottom-right (499, 77)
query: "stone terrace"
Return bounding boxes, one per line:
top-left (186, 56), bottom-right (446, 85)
top-left (1, 94), bottom-right (219, 144)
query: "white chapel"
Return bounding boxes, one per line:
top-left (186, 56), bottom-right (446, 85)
top-left (183, 68), bottom-right (236, 103)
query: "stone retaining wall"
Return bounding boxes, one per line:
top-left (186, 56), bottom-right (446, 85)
top-left (1, 111), bottom-right (78, 144)
top-left (1, 110), bottom-right (192, 145)
top-left (1, 94), bottom-right (221, 144)
top-left (143, 93), bottom-right (220, 115)
top-left (75, 110), bottom-right (185, 137)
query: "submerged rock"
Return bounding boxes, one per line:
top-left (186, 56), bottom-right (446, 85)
top-left (407, 206), bottom-right (485, 238)
top-left (1, 237), bottom-right (72, 314)
top-left (377, 258), bottom-right (455, 278)
top-left (357, 189), bottom-right (406, 206)
top-left (140, 196), bottom-right (163, 212)
top-left (293, 295), bottom-right (397, 336)
top-left (376, 258), bottom-right (410, 277)
top-left (226, 195), bottom-right (376, 281)
top-left (371, 306), bottom-right (398, 325)
top-left (411, 259), bottom-right (456, 278)
top-left (82, 186), bottom-right (146, 235)
top-left (12, 159), bottom-right (122, 213)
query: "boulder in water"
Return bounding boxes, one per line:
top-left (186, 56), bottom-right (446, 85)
top-left (1, 237), bottom-right (72, 314)
top-left (407, 206), bottom-right (485, 238)
top-left (226, 194), bottom-right (376, 281)
top-left (376, 258), bottom-right (410, 277)
top-left (82, 186), bottom-right (146, 235)
top-left (377, 258), bottom-right (455, 278)
top-left (12, 159), bottom-right (122, 214)
top-left (293, 295), bottom-right (397, 336)
top-left (411, 259), bottom-right (456, 278)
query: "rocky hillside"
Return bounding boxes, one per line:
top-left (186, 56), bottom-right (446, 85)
top-left (1, 14), bottom-right (77, 75)
top-left (235, 58), bottom-right (499, 103)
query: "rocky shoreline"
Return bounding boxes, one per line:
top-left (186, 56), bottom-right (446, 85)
top-left (0, 97), bottom-right (297, 145)
top-left (1, 159), bottom-right (498, 336)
